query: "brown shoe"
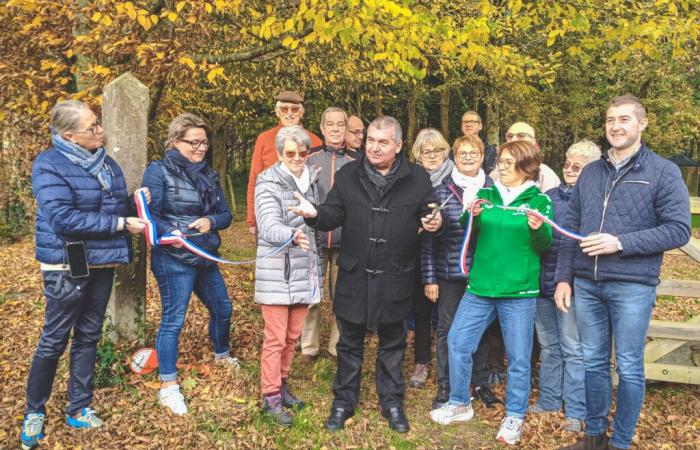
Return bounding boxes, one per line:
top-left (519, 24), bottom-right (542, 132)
top-left (558, 434), bottom-right (609, 450)
top-left (301, 354), bottom-right (317, 364)
top-left (408, 363), bottom-right (429, 388)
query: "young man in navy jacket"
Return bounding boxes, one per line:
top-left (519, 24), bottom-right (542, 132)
top-left (555, 95), bottom-right (691, 450)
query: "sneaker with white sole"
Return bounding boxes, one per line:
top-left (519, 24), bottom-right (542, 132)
top-left (66, 407), bottom-right (103, 429)
top-left (20, 412), bottom-right (45, 449)
top-left (215, 355), bottom-right (242, 369)
top-left (158, 385), bottom-right (188, 416)
top-left (496, 416), bottom-right (524, 445)
top-left (429, 402), bottom-right (474, 425)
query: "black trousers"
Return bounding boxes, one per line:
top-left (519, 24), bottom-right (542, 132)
top-left (413, 274), bottom-right (433, 364)
top-left (26, 268), bottom-right (114, 416)
top-left (332, 317), bottom-right (406, 414)
top-left (436, 279), bottom-right (491, 388)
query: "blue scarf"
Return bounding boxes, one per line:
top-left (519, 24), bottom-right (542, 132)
top-left (165, 149), bottom-right (219, 214)
top-left (51, 132), bottom-right (112, 191)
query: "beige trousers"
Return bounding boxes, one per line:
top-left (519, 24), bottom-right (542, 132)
top-left (301, 248), bottom-right (340, 357)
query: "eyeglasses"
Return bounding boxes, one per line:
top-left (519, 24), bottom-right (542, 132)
top-left (73, 122), bottom-right (102, 135)
top-left (278, 105), bottom-right (301, 114)
top-left (506, 132), bottom-right (534, 141)
top-left (456, 150), bottom-right (481, 160)
top-left (420, 148), bottom-right (446, 158)
top-left (563, 161), bottom-right (583, 173)
top-left (283, 150), bottom-right (309, 159)
top-left (179, 138), bottom-right (209, 149)
top-left (366, 137), bottom-right (394, 150)
top-left (496, 158), bottom-right (515, 169)
top-left (461, 120), bottom-right (481, 126)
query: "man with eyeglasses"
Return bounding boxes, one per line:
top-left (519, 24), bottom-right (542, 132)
top-left (289, 116), bottom-right (443, 434)
top-left (246, 90), bottom-right (322, 235)
top-left (555, 96), bottom-right (691, 450)
top-left (301, 107), bottom-right (360, 364)
top-left (346, 115), bottom-right (365, 154)
top-left (489, 122), bottom-right (560, 193)
top-left (461, 111), bottom-right (496, 174)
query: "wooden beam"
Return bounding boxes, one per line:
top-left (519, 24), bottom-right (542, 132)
top-left (656, 279), bottom-right (700, 297)
top-left (679, 237), bottom-right (700, 263)
top-left (647, 320), bottom-right (700, 340)
top-left (645, 362), bottom-right (700, 385)
top-left (645, 315), bottom-right (700, 362)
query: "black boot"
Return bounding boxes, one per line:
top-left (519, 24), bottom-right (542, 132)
top-left (280, 378), bottom-right (305, 409)
top-left (558, 434), bottom-right (609, 450)
top-left (262, 394), bottom-right (292, 428)
top-left (473, 385), bottom-right (503, 408)
top-left (432, 384), bottom-right (450, 410)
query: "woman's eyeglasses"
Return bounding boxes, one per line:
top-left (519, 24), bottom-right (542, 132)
top-left (179, 139), bottom-right (209, 149)
top-left (456, 150), bottom-right (481, 160)
top-left (496, 158), bottom-right (515, 169)
top-left (73, 123), bottom-right (103, 135)
top-left (420, 148), bottom-right (446, 158)
top-left (284, 150), bottom-right (309, 159)
top-left (563, 161), bottom-right (583, 173)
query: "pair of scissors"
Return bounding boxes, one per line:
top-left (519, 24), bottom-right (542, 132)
top-left (424, 192), bottom-right (455, 222)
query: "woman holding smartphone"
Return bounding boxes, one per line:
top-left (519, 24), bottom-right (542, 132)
top-left (22, 100), bottom-right (147, 450)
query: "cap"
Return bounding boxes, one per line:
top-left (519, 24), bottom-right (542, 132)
top-left (507, 122), bottom-right (536, 138)
top-left (275, 90), bottom-right (304, 104)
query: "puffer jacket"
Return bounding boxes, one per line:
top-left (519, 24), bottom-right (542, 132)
top-left (32, 148), bottom-right (131, 265)
top-left (540, 183), bottom-right (573, 298)
top-left (421, 174), bottom-right (493, 283)
top-left (254, 163), bottom-right (323, 305)
top-left (141, 157), bottom-right (232, 267)
top-left (556, 143), bottom-right (691, 286)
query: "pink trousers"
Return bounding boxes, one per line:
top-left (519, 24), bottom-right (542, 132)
top-left (260, 304), bottom-right (309, 395)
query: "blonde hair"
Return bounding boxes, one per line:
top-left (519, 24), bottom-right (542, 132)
top-left (566, 139), bottom-right (601, 164)
top-left (165, 113), bottom-right (210, 148)
top-left (412, 128), bottom-right (449, 162)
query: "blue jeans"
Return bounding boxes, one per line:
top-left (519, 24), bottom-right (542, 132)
top-left (574, 278), bottom-right (656, 449)
top-left (534, 297), bottom-right (585, 420)
top-left (152, 251), bottom-right (232, 382)
top-left (26, 268), bottom-right (114, 416)
top-left (447, 292), bottom-right (536, 418)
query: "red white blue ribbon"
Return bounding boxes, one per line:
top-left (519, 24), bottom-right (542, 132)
top-left (135, 190), bottom-right (295, 265)
top-left (458, 199), bottom-right (584, 276)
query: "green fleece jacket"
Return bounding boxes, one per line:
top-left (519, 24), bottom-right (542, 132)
top-left (460, 185), bottom-right (553, 298)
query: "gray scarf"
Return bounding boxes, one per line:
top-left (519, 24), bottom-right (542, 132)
top-left (428, 159), bottom-right (454, 187)
top-left (363, 155), bottom-right (401, 190)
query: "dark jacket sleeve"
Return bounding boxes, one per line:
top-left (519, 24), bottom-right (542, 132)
top-left (421, 232), bottom-right (437, 284)
top-left (617, 164), bottom-right (691, 255)
top-left (32, 157), bottom-right (118, 237)
top-left (306, 178), bottom-right (346, 231)
top-left (555, 185), bottom-right (581, 284)
top-left (141, 163), bottom-right (177, 236)
top-left (206, 181), bottom-right (233, 230)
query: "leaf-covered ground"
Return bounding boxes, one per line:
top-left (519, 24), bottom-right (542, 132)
top-left (0, 221), bottom-right (698, 449)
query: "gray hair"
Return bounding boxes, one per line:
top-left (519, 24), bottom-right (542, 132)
top-left (320, 107), bottom-right (348, 127)
top-left (411, 128), bottom-right (449, 162)
top-left (165, 113), bottom-right (210, 148)
top-left (275, 125), bottom-right (311, 155)
top-left (50, 100), bottom-right (91, 136)
top-left (566, 139), bottom-right (601, 163)
top-left (368, 116), bottom-right (402, 143)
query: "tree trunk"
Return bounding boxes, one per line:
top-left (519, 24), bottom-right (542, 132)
top-left (440, 87), bottom-right (450, 140)
top-left (407, 83), bottom-right (417, 152)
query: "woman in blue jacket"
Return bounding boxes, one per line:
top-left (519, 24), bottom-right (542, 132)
top-left (141, 113), bottom-right (237, 417)
top-left (22, 100), bottom-right (147, 450)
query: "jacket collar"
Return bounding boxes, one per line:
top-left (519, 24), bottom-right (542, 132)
top-left (601, 141), bottom-right (650, 172)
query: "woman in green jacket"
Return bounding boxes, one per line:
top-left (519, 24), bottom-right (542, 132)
top-left (430, 140), bottom-right (553, 446)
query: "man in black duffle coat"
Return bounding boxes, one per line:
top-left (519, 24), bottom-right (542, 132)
top-left (289, 116), bottom-right (443, 433)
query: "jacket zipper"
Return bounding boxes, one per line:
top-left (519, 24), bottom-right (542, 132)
top-left (594, 164), bottom-right (635, 280)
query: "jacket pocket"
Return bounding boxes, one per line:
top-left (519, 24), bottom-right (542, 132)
top-left (336, 253), bottom-right (358, 272)
top-left (43, 271), bottom-right (89, 309)
top-left (390, 260), bottom-right (416, 302)
top-left (334, 253), bottom-right (358, 301)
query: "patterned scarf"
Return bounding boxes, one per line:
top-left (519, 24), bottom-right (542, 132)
top-left (51, 132), bottom-right (112, 191)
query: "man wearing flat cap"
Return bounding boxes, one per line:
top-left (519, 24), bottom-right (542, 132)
top-left (246, 91), bottom-right (323, 235)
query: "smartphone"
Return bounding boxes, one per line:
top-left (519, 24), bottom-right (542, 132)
top-left (65, 241), bottom-right (90, 278)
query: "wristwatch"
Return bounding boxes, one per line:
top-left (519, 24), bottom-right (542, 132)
top-left (616, 239), bottom-right (623, 252)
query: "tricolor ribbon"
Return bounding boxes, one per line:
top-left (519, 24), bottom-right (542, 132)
top-left (134, 190), bottom-right (295, 266)
top-left (458, 199), bottom-right (585, 276)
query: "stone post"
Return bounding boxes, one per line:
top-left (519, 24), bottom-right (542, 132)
top-left (102, 72), bottom-right (149, 341)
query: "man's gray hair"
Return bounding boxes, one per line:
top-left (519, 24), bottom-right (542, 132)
top-left (50, 100), bottom-right (91, 136)
top-left (368, 116), bottom-right (402, 143)
top-left (320, 107), bottom-right (348, 127)
top-left (566, 139), bottom-right (601, 163)
top-left (275, 125), bottom-right (312, 155)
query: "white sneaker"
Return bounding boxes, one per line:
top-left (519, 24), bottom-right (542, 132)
top-left (158, 385), bottom-right (188, 416)
top-left (496, 416), bottom-right (524, 445)
top-left (429, 402), bottom-right (474, 425)
top-left (215, 355), bottom-right (241, 369)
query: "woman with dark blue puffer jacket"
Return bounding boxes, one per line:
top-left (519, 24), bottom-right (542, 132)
top-left (421, 135), bottom-right (495, 411)
top-left (21, 100), bottom-right (147, 450)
